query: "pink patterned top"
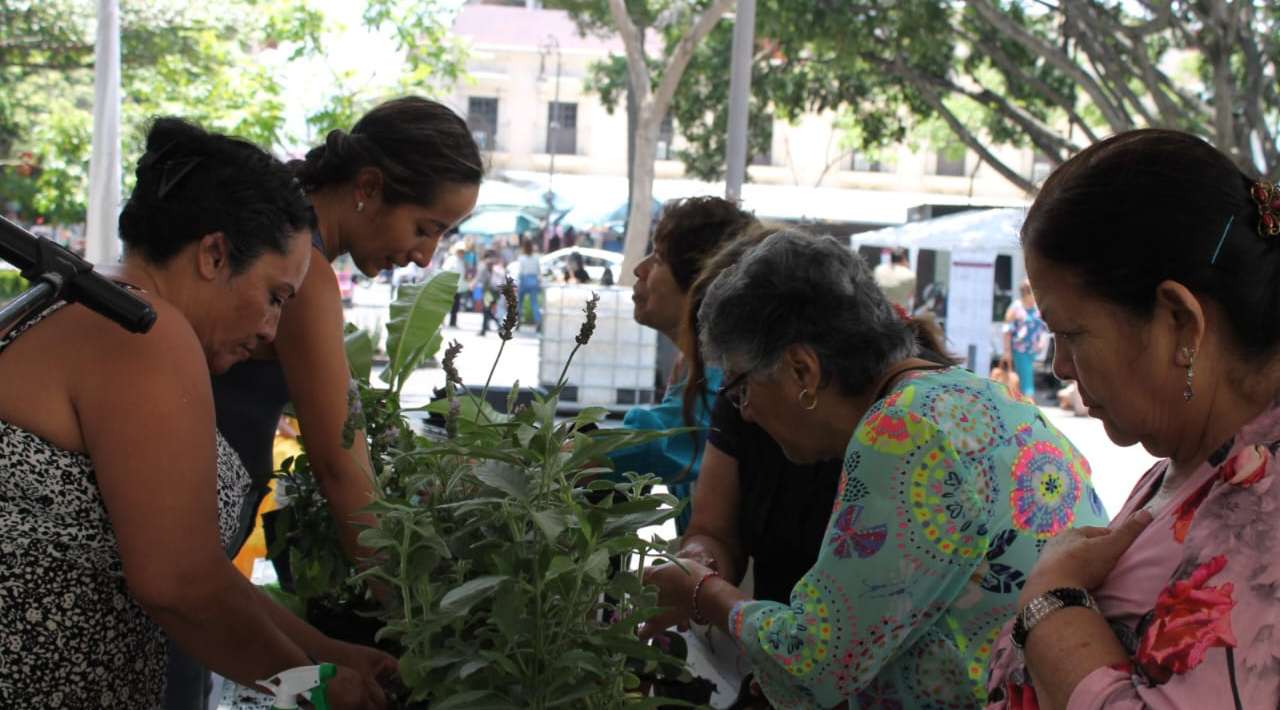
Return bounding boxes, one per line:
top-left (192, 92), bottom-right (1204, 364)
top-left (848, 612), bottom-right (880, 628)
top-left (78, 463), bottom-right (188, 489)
top-left (984, 403), bottom-right (1280, 710)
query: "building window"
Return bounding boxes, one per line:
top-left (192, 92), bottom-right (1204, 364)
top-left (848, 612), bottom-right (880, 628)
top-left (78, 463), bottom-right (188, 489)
top-left (849, 153), bottom-right (886, 172)
top-left (750, 120), bottom-right (773, 166)
top-left (467, 97), bottom-right (498, 151)
top-left (656, 113), bottom-right (675, 161)
top-left (934, 148), bottom-right (967, 177)
top-left (546, 101), bottom-right (578, 155)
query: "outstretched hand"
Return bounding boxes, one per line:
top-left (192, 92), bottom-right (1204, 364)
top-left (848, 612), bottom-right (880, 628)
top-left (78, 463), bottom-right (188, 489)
top-left (1020, 509), bottom-right (1153, 604)
top-left (638, 558), bottom-right (713, 641)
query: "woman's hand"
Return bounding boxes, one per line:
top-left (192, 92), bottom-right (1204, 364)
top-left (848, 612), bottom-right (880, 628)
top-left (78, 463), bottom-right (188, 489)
top-left (1020, 509), bottom-right (1152, 605)
top-left (322, 664), bottom-right (389, 709)
top-left (638, 558), bottom-right (713, 641)
top-left (315, 639), bottom-right (399, 687)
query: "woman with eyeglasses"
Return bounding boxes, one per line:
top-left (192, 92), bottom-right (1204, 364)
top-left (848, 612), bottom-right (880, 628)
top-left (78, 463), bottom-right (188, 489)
top-left (641, 228), bottom-right (1106, 709)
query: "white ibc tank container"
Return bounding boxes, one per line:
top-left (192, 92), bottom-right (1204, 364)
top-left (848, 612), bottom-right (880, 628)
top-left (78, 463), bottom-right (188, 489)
top-left (539, 284), bottom-right (659, 410)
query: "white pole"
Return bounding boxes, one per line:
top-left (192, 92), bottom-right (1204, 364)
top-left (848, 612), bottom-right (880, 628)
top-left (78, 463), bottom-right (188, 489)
top-left (724, 0), bottom-right (756, 202)
top-left (85, 0), bottom-right (122, 264)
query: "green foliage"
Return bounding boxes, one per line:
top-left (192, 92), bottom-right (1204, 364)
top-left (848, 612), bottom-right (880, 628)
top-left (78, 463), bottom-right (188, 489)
top-left (0, 0), bottom-right (467, 224)
top-left (278, 275), bottom-right (691, 706)
top-left (0, 269), bottom-right (27, 300)
top-left (380, 272), bottom-right (457, 391)
top-left (661, 0), bottom-right (1280, 187)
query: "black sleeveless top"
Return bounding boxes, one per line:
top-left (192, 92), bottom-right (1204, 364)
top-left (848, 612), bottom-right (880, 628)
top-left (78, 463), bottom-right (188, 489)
top-left (211, 228), bottom-right (327, 552)
top-left (707, 395), bottom-right (843, 604)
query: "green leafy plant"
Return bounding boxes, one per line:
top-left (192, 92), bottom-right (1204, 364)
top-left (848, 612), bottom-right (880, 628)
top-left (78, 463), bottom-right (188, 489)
top-left (276, 272), bottom-right (698, 707)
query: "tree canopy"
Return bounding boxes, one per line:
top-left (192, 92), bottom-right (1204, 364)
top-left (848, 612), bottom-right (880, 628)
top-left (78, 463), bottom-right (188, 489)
top-left (628, 0), bottom-right (1280, 192)
top-left (0, 0), bottom-right (465, 224)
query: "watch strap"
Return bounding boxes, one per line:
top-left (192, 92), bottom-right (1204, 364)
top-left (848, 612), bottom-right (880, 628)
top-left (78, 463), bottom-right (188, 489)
top-left (1012, 587), bottom-right (1097, 649)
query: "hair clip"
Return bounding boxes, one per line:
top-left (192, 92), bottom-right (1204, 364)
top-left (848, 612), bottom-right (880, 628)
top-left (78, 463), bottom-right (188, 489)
top-left (157, 156), bottom-right (203, 199)
top-left (1249, 180), bottom-right (1280, 237)
top-left (136, 140), bottom-right (177, 171)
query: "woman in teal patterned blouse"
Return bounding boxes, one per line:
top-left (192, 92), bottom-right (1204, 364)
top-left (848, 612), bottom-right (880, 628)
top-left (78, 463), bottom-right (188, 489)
top-left (640, 229), bottom-right (1107, 709)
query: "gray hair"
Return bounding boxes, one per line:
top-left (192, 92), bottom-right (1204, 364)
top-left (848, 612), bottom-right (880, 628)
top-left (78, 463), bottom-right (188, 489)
top-left (698, 229), bottom-right (918, 396)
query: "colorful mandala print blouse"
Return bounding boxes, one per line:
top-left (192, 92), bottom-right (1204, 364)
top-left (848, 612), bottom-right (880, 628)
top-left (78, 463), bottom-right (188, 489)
top-left (985, 402), bottom-right (1280, 710)
top-left (728, 366), bottom-right (1106, 709)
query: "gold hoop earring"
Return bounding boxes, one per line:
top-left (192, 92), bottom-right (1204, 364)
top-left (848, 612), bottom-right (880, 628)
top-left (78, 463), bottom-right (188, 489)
top-left (1182, 346), bottom-right (1196, 402)
top-left (798, 388), bottom-right (818, 411)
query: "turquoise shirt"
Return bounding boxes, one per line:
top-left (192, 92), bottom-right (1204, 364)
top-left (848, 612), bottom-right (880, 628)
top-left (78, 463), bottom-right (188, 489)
top-left (608, 367), bottom-right (722, 533)
top-left (729, 366), bottom-right (1108, 709)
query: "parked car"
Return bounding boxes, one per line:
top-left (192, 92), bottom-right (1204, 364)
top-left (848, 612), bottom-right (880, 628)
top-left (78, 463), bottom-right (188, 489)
top-left (540, 247), bottom-right (623, 284)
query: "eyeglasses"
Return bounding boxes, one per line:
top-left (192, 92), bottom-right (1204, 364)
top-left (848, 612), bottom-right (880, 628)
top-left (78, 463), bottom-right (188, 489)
top-left (718, 370), bottom-right (753, 410)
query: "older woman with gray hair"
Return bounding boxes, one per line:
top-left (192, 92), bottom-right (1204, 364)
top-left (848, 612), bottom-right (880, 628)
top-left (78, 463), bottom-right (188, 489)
top-left (641, 229), bottom-right (1106, 709)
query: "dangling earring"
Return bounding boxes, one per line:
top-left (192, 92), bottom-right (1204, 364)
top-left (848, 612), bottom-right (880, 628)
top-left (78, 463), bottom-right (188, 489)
top-left (798, 388), bottom-right (819, 411)
top-left (356, 200), bottom-right (365, 213)
top-left (1182, 346), bottom-right (1196, 402)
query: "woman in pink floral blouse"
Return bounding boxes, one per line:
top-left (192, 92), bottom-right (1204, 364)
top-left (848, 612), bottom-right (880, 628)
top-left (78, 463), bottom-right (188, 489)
top-left (984, 129), bottom-right (1280, 709)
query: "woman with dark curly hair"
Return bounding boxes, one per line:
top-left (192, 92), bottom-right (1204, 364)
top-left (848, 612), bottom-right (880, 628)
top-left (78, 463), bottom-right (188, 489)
top-left (607, 196), bottom-right (757, 533)
top-left (0, 118), bottom-right (389, 708)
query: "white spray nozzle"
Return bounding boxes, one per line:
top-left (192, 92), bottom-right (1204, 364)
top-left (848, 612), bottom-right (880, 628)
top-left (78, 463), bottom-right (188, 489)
top-left (258, 663), bottom-right (336, 710)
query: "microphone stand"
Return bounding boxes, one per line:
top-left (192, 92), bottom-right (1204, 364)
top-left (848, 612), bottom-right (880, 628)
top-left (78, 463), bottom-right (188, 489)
top-left (0, 215), bottom-right (156, 335)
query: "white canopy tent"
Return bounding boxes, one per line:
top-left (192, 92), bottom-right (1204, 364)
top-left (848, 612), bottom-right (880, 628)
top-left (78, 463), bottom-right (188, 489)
top-left (851, 208), bottom-right (1029, 373)
top-left (848, 207), bottom-right (1026, 253)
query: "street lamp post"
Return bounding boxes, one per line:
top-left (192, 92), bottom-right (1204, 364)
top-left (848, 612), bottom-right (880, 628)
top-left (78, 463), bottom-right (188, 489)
top-left (725, 0), bottom-right (756, 202)
top-left (539, 35), bottom-right (563, 215)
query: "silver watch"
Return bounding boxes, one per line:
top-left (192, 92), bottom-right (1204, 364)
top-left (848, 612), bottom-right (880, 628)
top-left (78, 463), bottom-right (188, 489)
top-left (1012, 587), bottom-right (1098, 649)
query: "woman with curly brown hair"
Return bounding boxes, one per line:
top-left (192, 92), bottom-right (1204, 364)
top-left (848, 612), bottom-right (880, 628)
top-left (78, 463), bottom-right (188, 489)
top-left (607, 196), bottom-right (757, 533)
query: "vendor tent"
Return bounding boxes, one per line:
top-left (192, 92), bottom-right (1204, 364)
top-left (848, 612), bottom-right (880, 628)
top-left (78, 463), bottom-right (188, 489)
top-left (848, 207), bottom-right (1025, 252)
top-left (851, 208), bottom-right (1028, 374)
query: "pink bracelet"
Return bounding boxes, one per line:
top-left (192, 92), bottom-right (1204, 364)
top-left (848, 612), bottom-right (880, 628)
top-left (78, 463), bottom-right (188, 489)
top-left (690, 570), bottom-right (721, 626)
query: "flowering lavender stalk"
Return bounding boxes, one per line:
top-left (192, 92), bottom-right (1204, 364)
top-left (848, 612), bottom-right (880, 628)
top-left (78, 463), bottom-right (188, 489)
top-left (441, 339), bottom-right (466, 435)
top-left (558, 292), bottom-right (600, 387)
top-left (442, 339), bottom-right (464, 389)
top-left (576, 292), bottom-right (600, 345)
top-left (498, 275), bottom-right (519, 341)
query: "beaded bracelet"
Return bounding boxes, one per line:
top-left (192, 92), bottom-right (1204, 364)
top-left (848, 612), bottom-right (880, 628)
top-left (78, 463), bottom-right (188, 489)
top-left (690, 570), bottom-right (721, 626)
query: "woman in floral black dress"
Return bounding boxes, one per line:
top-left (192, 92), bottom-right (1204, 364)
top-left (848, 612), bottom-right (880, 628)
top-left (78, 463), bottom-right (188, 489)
top-left (0, 119), bottom-right (391, 708)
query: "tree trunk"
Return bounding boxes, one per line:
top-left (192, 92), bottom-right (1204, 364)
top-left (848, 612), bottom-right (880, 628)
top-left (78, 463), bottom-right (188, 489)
top-left (619, 106), bottom-right (660, 286)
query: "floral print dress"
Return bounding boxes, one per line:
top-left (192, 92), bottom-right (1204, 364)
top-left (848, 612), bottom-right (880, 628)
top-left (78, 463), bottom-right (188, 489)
top-left (0, 303), bottom-right (250, 708)
top-left (728, 366), bottom-right (1107, 709)
top-left (984, 402), bottom-right (1280, 710)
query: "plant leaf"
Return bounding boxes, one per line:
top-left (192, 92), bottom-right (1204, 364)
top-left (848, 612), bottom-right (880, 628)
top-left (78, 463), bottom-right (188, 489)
top-left (381, 271), bottom-right (457, 387)
top-left (344, 328), bottom-right (375, 384)
top-left (531, 509), bottom-right (567, 542)
top-left (439, 575), bottom-right (509, 615)
top-left (473, 461), bottom-right (529, 499)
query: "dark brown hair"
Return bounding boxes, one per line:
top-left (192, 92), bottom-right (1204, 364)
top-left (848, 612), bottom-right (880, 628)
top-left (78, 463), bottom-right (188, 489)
top-left (652, 197), bottom-right (758, 292)
top-left (1024, 129), bottom-right (1277, 360)
top-left (120, 117), bottom-right (310, 273)
top-left (294, 96), bottom-right (483, 207)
